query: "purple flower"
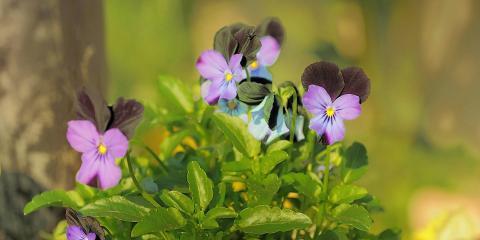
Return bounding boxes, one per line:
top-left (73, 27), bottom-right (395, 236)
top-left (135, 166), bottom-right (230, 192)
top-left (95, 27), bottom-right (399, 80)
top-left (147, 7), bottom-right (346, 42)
top-left (196, 50), bottom-right (245, 105)
top-left (248, 36), bottom-right (280, 81)
top-left (66, 120), bottom-right (128, 189)
top-left (303, 85), bottom-right (361, 144)
top-left (66, 225), bottom-right (96, 240)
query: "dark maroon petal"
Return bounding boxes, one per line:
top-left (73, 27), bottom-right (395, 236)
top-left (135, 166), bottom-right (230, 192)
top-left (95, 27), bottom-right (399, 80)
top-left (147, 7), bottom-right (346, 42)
top-left (301, 61), bottom-right (345, 100)
top-left (341, 67), bottom-right (371, 103)
top-left (256, 17), bottom-right (285, 45)
top-left (75, 88), bottom-right (111, 133)
top-left (109, 98), bottom-right (144, 139)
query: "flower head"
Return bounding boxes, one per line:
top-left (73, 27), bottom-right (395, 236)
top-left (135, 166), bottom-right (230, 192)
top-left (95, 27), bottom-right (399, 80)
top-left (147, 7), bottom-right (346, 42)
top-left (67, 120), bottom-right (128, 189)
top-left (196, 50), bottom-right (245, 105)
top-left (303, 85), bottom-right (361, 144)
top-left (248, 36), bottom-right (281, 81)
top-left (218, 99), bottom-right (248, 122)
top-left (66, 225), bottom-right (96, 240)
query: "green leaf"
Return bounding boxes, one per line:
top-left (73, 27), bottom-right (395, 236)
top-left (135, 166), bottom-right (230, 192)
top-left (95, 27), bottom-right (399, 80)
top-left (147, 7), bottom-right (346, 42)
top-left (187, 161), bottom-right (213, 211)
top-left (131, 207), bottom-right (186, 237)
top-left (235, 205), bottom-right (311, 234)
top-left (237, 81), bottom-right (272, 105)
top-left (282, 173), bottom-right (322, 202)
top-left (278, 84), bottom-right (296, 107)
top-left (266, 140), bottom-right (292, 154)
top-left (317, 230), bottom-right (349, 240)
top-left (202, 207), bottom-right (237, 229)
top-left (157, 75), bottom-right (193, 114)
top-left (159, 190), bottom-right (194, 215)
top-left (378, 228), bottom-right (402, 240)
top-left (260, 151), bottom-right (289, 174)
top-left (329, 184), bottom-right (368, 204)
top-left (262, 94), bottom-right (275, 123)
top-left (246, 174), bottom-right (281, 206)
top-left (24, 190), bottom-right (83, 215)
top-left (342, 142), bottom-right (368, 183)
top-left (160, 129), bottom-right (192, 159)
top-left (332, 204), bottom-right (372, 231)
top-left (212, 112), bottom-right (261, 158)
top-left (80, 196), bottom-right (150, 222)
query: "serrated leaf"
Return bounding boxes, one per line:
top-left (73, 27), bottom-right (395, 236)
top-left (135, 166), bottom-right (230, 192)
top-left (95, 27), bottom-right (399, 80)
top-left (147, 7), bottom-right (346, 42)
top-left (342, 142), bottom-right (368, 183)
top-left (187, 161), bottom-right (213, 211)
top-left (260, 151), bottom-right (289, 174)
top-left (157, 75), bottom-right (193, 114)
top-left (131, 207), bottom-right (186, 237)
top-left (266, 140), bottom-right (292, 154)
top-left (79, 196), bottom-right (150, 222)
top-left (159, 190), bottom-right (194, 215)
top-left (329, 184), bottom-right (368, 204)
top-left (235, 205), bottom-right (311, 234)
top-left (24, 190), bottom-right (83, 215)
top-left (332, 204), bottom-right (372, 231)
top-left (212, 112), bottom-right (260, 158)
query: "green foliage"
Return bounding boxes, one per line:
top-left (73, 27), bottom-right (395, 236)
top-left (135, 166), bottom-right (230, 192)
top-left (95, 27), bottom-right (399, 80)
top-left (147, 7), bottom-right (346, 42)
top-left (24, 77), bottom-right (398, 239)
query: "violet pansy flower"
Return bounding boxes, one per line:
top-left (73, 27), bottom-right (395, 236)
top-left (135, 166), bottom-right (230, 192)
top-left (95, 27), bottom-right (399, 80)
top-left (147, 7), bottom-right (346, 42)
top-left (196, 50), bottom-right (245, 105)
top-left (303, 85), bottom-right (361, 144)
top-left (301, 61), bottom-right (370, 144)
top-left (248, 36), bottom-right (281, 81)
top-left (66, 225), bottom-right (96, 240)
top-left (67, 120), bottom-right (128, 189)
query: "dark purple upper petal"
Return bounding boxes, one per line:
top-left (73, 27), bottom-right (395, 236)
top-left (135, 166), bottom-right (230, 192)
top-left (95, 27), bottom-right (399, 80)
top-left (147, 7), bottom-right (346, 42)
top-left (256, 17), bottom-right (285, 46)
top-left (76, 88), bottom-right (111, 133)
top-left (341, 67), bottom-right (371, 103)
top-left (301, 61), bottom-right (345, 100)
top-left (109, 98), bottom-right (144, 139)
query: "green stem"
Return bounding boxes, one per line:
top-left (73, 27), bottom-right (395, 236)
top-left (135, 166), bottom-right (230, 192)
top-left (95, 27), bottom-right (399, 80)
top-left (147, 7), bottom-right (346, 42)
top-left (144, 145), bottom-right (169, 174)
top-left (126, 152), bottom-right (161, 207)
top-left (288, 91), bottom-right (298, 158)
top-left (244, 66), bottom-right (251, 82)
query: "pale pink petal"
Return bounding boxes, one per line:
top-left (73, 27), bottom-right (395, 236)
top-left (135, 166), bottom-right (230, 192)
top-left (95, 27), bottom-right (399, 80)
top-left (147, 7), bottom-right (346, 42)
top-left (302, 85), bottom-right (332, 115)
top-left (257, 36), bottom-right (280, 66)
top-left (333, 94), bottom-right (361, 120)
top-left (97, 154), bottom-right (122, 189)
top-left (196, 50), bottom-right (228, 81)
top-left (76, 150), bottom-right (100, 186)
top-left (66, 120), bottom-right (99, 153)
top-left (103, 128), bottom-right (128, 158)
top-left (324, 117), bottom-right (345, 144)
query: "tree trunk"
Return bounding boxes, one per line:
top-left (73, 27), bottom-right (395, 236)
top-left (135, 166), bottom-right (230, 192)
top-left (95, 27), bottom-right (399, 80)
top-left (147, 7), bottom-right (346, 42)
top-left (0, 0), bottom-right (106, 239)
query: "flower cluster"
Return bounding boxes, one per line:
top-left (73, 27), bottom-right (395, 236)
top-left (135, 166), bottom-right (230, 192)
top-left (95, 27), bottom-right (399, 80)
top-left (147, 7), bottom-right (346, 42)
top-left (196, 18), bottom-right (370, 145)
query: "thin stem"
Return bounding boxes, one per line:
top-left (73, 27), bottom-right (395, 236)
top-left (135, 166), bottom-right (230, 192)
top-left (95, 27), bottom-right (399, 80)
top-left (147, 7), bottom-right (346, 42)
top-left (125, 152), bottom-right (161, 207)
top-left (244, 66), bottom-right (251, 82)
top-left (144, 145), bottom-right (168, 173)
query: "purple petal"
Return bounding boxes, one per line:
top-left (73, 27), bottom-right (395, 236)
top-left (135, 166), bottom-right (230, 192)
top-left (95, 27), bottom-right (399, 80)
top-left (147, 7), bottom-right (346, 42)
top-left (66, 225), bottom-right (87, 240)
top-left (341, 67), bottom-right (370, 103)
top-left (67, 120), bottom-right (99, 153)
top-left (86, 233), bottom-right (97, 240)
top-left (219, 81), bottom-right (237, 100)
top-left (202, 80), bottom-right (221, 105)
top-left (97, 156), bottom-right (122, 189)
top-left (309, 115), bottom-right (327, 136)
top-left (228, 53), bottom-right (243, 70)
top-left (257, 36), bottom-right (280, 66)
top-left (302, 85), bottom-right (332, 115)
top-left (196, 50), bottom-right (228, 81)
top-left (103, 128), bottom-right (128, 158)
top-left (324, 117), bottom-right (345, 144)
top-left (333, 94), bottom-right (361, 120)
top-left (76, 150), bottom-right (100, 185)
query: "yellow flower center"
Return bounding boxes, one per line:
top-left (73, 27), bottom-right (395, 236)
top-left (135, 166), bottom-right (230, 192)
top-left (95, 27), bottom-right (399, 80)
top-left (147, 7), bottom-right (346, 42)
top-left (227, 100), bottom-right (237, 110)
top-left (98, 143), bottom-right (107, 155)
top-left (326, 106), bottom-right (335, 117)
top-left (225, 73), bottom-right (233, 81)
top-left (249, 60), bottom-right (259, 69)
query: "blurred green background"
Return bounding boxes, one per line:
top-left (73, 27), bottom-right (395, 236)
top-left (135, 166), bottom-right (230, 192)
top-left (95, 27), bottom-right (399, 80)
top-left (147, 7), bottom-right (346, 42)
top-left (104, 0), bottom-right (480, 238)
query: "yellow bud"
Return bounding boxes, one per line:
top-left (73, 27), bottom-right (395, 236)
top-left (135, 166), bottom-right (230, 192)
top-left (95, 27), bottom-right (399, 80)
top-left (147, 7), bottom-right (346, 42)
top-left (287, 192), bottom-right (300, 199)
top-left (232, 181), bottom-right (246, 192)
top-left (283, 199), bottom-right (294, 209)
